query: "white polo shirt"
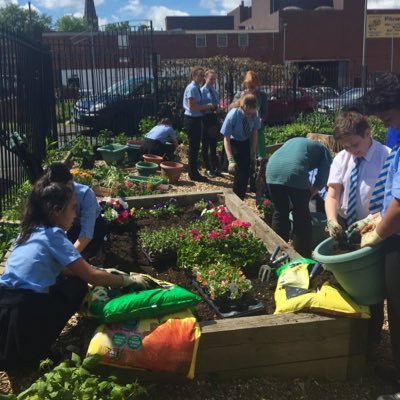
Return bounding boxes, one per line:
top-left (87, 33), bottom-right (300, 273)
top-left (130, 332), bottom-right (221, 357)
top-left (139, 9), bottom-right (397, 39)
top-left (328, 139), bottom-right (390, 220)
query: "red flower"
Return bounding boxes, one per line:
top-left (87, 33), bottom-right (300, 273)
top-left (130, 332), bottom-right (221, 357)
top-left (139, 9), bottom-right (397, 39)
top-left (263, 199), bottom-right (269, 206)
top-left (189, 229), bottom-right (199, 236)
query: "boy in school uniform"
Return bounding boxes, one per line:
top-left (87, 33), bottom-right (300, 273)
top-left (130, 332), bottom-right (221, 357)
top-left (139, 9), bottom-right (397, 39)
top-left (354, 73), bottom-right (400, 400)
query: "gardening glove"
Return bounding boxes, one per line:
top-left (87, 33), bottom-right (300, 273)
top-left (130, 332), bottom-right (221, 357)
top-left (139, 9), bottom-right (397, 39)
top-left (360, 228), bottom-right (383, 248)
top-left (122, 273), bottom-right (159, 291)
top-left (326, 219), bottom-right (346, 242)
top-left (99, 267), bottom-right (126, 275)
top-left (348, 214), bottom-right (378, 235)
top-left (228, 156), bottom-right (237, 175)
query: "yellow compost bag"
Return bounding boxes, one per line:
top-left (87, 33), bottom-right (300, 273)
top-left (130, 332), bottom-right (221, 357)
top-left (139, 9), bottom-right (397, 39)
top-left (274, 261), bottom-right (371, 318)
top-left (86, 309), bottom-right (201, 379)
top-left (274, 261), bottom-right (315, 314)
top-left (306, 283), bottom-right (370, 319)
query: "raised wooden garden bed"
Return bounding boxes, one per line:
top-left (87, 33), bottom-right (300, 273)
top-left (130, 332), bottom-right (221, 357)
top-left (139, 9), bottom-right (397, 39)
top-left (120, 189), bottom-right (368, 381)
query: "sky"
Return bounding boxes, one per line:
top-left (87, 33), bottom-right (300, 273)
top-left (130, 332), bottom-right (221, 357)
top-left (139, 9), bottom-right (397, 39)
top-left (0, 0), bottom-right (399, 30)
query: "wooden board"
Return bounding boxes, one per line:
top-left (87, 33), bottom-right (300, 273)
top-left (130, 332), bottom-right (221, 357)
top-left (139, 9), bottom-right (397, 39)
top-left (121, 190), bottom-right (368, 381)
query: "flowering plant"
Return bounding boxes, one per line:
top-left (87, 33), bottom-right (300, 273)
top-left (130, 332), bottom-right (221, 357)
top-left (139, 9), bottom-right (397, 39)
top-left (177, 205), bottom-right (267, 269)
top-left (70, 169), bottom-right (93, 186)
top-left (257, 197), bottom-right (275, 221)
top-left (99, 197), bottom-right (133, 224)
top-left (193, 262), bottom-right (253, 300)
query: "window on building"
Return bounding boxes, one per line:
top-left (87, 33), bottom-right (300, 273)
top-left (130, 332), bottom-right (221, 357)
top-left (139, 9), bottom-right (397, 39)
top-left (217, 34), bottom-right (228, 48)
top-left (238, 33), bottom-right (249, 48)
top-left (119, 56), bottom-right (129, 63)
top-left (118, 34), bottom-right (128, 48)
top-left (196, 34), bottom-right (207, 48)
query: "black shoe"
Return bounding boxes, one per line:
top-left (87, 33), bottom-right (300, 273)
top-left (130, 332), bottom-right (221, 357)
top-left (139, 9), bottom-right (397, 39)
top-left (213, 169), bottom-right (222, 177)
top-left (205, 170), bottom-right (216, 178)
top-left (190, 175), bottom-right (209, 183)
top-left (377, 393), bottom-right (400, 400)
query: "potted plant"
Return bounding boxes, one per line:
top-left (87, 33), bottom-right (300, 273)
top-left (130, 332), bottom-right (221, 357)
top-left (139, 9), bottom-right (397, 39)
top-left (139, 225), bottom-right (182, 265)
top-left (69, 135), bottom-right (95, 169)
top-left (257, 197), bottom-right (275, 225)
top-left (99, 197), bottom-right (135, 231)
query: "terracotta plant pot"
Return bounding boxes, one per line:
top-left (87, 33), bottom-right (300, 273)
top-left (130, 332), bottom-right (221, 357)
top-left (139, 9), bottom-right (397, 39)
top-left (143, 153), bottom-right (163, 165)
top-left (160, 161), bottom-right (184, 184)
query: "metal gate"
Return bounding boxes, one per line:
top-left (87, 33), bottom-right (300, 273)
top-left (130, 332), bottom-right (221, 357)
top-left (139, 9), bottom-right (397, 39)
top-left (0, 27), bottom-right (55, 214)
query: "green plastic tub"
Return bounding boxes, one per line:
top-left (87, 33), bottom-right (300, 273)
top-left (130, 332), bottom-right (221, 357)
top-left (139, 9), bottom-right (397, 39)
top-left (130, 175), bottom-right (163, 188)
top-left (135, 161), bottom-right (159, 176)
top-left (97, 144), bottom-right (128, 165)
top-left (313, 237), bottom-right (385, 305)
top-left (126, 144), bottom-right (142, 163)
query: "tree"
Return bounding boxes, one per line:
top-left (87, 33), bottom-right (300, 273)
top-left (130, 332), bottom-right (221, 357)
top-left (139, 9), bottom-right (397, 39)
top-left (55, 15), bottom-right (89, 32)
top-left (0, 3), bottom-right (52, 33)
top-left (103, 21), bottom-right (131, 32)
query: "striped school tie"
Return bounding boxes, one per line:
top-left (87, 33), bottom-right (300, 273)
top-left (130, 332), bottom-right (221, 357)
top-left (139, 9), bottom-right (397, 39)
top-left (346, 157), bottom-right (362, 226)
top-left (369, 145), bottom-right (399, 213)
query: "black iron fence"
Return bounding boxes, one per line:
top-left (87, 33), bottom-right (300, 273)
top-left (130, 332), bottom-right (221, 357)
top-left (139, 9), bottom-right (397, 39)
top-left (0, 27), bottom-right (55, 214)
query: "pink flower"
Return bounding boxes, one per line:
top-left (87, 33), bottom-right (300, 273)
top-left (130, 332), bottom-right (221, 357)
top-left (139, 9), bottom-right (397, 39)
top-left (263, 199), bottom-right (269, 206)
top-left (189, 229), bottom-right (199, 236)
top-left (193, 235), bottom-right (201, 241)
top-left (207, 231), bottom-right (219, 240)
top-left (178, 233), bottom-right (185, 238)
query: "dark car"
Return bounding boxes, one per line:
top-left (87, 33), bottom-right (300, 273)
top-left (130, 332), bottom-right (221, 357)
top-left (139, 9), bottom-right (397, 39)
top-left (317, 87), bottom-right (370, 114)
top-left (72, 76), bottom-right (155, 135)
top-left (260, 86), bottom-right (316, 123)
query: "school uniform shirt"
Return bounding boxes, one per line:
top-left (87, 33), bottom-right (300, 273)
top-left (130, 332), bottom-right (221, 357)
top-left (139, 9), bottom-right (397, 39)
top-left (266, 138), bottom-right (332, 190)
top-left (201, 85), bottom-right (219, 107)
top-left (328, 139), bottom-right (390, 220)
top-left (0, 226), bottom-right (81, 293)
top-left (382, 146), bottom-right (400, 216)
top-left (145, 124), bottom-right (177, 143)
top-left (73, 182), bottom-right (100, 240)
top-left (183, 80), bottom-right (203, 117)
top-left (220, 107), bottom-right (261, 142)
top-left (386, 127), bottom-right (400, 149)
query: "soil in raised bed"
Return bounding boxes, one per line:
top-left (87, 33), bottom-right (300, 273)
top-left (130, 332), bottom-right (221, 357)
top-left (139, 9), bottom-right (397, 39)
top-left (91, 204), bottom-right (339, 322)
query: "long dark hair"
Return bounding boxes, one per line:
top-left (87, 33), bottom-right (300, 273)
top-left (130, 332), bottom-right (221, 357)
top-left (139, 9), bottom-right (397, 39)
top-left (17, 182), bottom-right (73, 244)
top-left (36, 162), bottom-right (73, 188)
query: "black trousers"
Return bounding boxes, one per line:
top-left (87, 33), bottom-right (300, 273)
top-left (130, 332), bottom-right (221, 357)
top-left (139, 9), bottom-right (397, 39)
top-left (183, 115), bottom-right (203, 178)
top-left (201, 114), bottom-right (219, 171)
top-left (0, 277), bottom-right (88, 372)
top-left (267, 184), bottom-right (312, 257)
top-left (141, 138), bottom-right (175, 161)
top-left (230, 139), bottom-right (251, 200)
top-left (67, 215), bottom-right (108, 258)
top-left (384, 235), bottom-right (400, 371)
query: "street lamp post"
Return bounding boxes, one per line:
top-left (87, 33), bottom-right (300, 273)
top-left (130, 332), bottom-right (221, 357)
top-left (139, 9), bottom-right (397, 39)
top-left (361, 0), bottom-right (367, 89)
top-left (283, 23), bottom-right (287, 64)
top-left (391, 28), bottom-right (394, 72)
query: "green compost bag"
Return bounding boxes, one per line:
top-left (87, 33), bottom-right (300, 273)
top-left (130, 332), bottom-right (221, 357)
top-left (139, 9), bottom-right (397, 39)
top-left (102, 285), bottom-right (201, 323)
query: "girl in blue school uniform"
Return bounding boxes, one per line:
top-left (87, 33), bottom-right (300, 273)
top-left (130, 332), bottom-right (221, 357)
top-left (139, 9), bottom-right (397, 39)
top-left (37, 162), bottom-right (106, 258)
top-left (141, 117), bottom-right (179, 161)
top-left (183, 66), bottom-right (216, 182)
top-left (221, 92), bottom-right (260, 200)
top-left (0, 182), bottom-right (139, 372)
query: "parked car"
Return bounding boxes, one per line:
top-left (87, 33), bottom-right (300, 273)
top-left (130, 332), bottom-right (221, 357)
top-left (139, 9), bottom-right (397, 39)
top-left (72, 76), bottom-right (154, 135)
top-left (308, 86), bottom-right (339, 103)
top-left (317, 87), bottom-right (370, 114)
top-left (259, 86), bottom-right (316, 123)
top-left (72, 76), bottom-right (186, 135)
